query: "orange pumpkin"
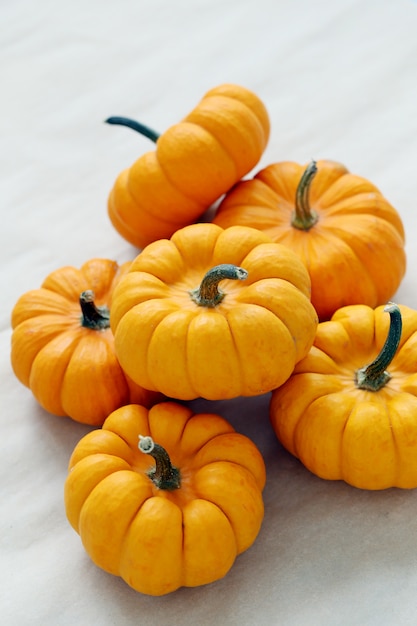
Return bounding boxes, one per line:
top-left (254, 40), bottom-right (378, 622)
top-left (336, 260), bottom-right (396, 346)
top-left (64, 401), bottom-right (266, 595)
top-left (107, 83), bottom-right (270, 249)
top-left (10, 258), bottom-right (160, 425)
top-left (269, 302), bottom-right (417, 490)
top-left (110, 223), bottom-right (318, 401)
top-left (213, 159), bottom-right (406, 321)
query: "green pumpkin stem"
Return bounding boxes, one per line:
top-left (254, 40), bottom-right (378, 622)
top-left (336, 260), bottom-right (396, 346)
top-left (189, 263), bottom-right (248, 307)
top-left (79, 290), bottom-right (111, 330)
top-left (105, 116), bottom-right (160, 143)
top-left (355, 303), bottom-right (402, 391)
top-left (138, 435), bottom-right (181, 490)
top-left (292, 160), bottom-right (319, 230)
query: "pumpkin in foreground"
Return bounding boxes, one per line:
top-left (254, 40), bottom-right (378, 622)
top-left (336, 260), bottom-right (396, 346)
top-left (10, 258), bottom-right (160, 425)
top-left (64, 401), bottom-right (266, 596)
top-left (106, 83), bottom-right (270, 248)
top-left (110, 223), bottom-right (318, 401)
top-left (270, 302), bottom-right (417, 490)
top-left (213, 159), bottom-right (406, 321)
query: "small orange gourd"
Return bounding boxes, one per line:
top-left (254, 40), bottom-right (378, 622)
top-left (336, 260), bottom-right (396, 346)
top-left (106, 83), bottom-right (270, 248)
top-left (64, 401), bottom-right (266, 595)
top-left (10, 258), bottom-right (160, 425)
top-left (213, 159), bottom-right (406, 320)
top-left (270, 302), bottom-right (417, 490)
top-left (110, 223), bottom-right (318, 401)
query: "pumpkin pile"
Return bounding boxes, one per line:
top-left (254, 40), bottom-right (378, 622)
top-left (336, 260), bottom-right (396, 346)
top-left (10, 82), bottom-right (415, 596)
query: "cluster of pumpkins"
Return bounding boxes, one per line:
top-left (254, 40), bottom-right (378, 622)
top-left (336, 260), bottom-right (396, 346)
top-left (10, 83), bottom-right (417, 596)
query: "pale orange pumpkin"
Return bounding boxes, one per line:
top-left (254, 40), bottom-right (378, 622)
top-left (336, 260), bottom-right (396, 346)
top-left (110, 223), bottom-right (318, 401)
top-left (64, 401), bottom-right (266, 595)
top-left (270, 302), bottom-right (417, 490)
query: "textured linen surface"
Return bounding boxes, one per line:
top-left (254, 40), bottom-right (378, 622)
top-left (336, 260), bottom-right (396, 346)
top-left (2, 1), bottom-right (417, 624)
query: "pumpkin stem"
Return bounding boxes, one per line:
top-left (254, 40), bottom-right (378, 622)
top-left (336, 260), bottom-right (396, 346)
top-left (138, 435), bottom-right (181, 490)
top-left (105, 116), bottom-right (160, 143)
top-left (189, 263), bottom-right (248, 307)
top-left (291, 160), bottom-right (319, 230)
top-left (79, 290), bottom-right (111, 330)
top-left (355, 303), bottom-right (402, 391)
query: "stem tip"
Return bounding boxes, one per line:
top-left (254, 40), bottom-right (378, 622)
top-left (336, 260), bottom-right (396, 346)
top-left (138, 435), bottom-right (155, 454)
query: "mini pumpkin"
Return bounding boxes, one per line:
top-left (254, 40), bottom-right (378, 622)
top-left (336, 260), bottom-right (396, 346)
top-left (106, 83), bottom-right (270, 249)
top-left (64, 401), bottom-right (266, 595)
top-left (213, 159), bottom-right (406, 321)
top-left (10, 258), bottom-right (160, 425)
top-left (110, 223), bottom-right (318, 401)
top-left (269, 302), bottom-right (417, 490)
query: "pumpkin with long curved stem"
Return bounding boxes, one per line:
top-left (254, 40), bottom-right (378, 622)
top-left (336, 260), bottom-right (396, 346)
top-left (106, 83), bottom-right (270, 248)
top-left (213, 159), bottom-right (406, 320)
top-left (64, 401), bottom-right (266, 595)
top-left (110, 223), bottom-right (318, 401)
top-left (10, 259), bottom-right (161, 425)
top-left (269, 302), bottom-right (417, 490)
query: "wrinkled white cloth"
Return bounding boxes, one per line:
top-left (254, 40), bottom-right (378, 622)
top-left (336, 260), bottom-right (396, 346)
top-left (2, 0), bottom-right (417, 624)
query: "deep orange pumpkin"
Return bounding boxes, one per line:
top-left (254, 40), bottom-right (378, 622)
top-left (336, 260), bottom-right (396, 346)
top-left (107, 83), bottom-right (270, 248)
top-left (10, 258), bottom-right (161, 425)
top-left (213, 159), bottom-right (406, 320)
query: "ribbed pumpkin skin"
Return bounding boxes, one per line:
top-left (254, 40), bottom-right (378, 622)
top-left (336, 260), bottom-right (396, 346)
top-left (110, 223), bottom-right (318, 401)
top-left (108, 84), bottom-right (270, 249)
top-left (269, 304), bottom-right (417, 490)
top-left (213, 160), bottom-right (406, 321)
top-left (64, 401), bottom-right (266, 596)
top-left (10, 259), bottom-right (160, 425)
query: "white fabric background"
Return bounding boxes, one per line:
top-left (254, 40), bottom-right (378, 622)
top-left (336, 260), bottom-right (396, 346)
top-left (2, 0), bottom-right (417, 624)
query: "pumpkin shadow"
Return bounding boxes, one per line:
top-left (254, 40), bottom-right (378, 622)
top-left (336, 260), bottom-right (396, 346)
top-left (27, 395), bottom-right (95, 469)
top-left (187, 392), bottom-right (273, 445)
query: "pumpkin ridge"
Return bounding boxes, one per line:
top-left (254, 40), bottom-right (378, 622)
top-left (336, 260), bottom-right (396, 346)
top-left (100, 430), bottom-right (134, 458)
top-left (291, 394), bottom-right (311, 460)
top-left (82, 470), bottom-right (152, 566)
top-left (186, 432), bottom-right (238, 464)
top-left (146, 310), bottom-right (197, 398)
top-left (255, 161), bottom-right (302, 203)
top-left (339, 398), bottom-right (361, 482)
top-left (307, 228), bottom-right (379, 316)
top-left (108, 187), bottom-right (149, 245)
top-left (322, 220), bottom-right (405, 305)
top-left (30, 329), bottom-right (82, 415)
top-left (340, 398), bottom-right (398, 489)
top-left (225, 307), bottom-right (255, 387)
top-left (61, 335), bottom-right (128, 425)
top-left (236, 278), bottom-right (309, 316)
top-left (70, 430), bottom-right (136, 466)
top-left (314, 173), bottom-right (377, 205)
top-left (126, 157), bottom-right (197, 223)
top-left (185, 495), bottom-right (234, 545)
top-left (155, 122), bottom-right (239, 204)
top-left (11, 291), bottom-right (76, 326)
top-left (193, 461), bottom-right (255, 531)
top-left (11, 315), bottom-right (76, 384)
top-left (221, 312), bottom-right (245, 396)
top-left (202, 83), bottom-right (270, 134)
top-left (315, 199), bottom-right (405, 242)
top-left (183, 315), bottom-right (203, 400)
top-left (383, 402), bottom-right (400, 486)
top-left (189, 97), bottom-right (267, 177)
top-left (178, 412), bottom-right (236, 460)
